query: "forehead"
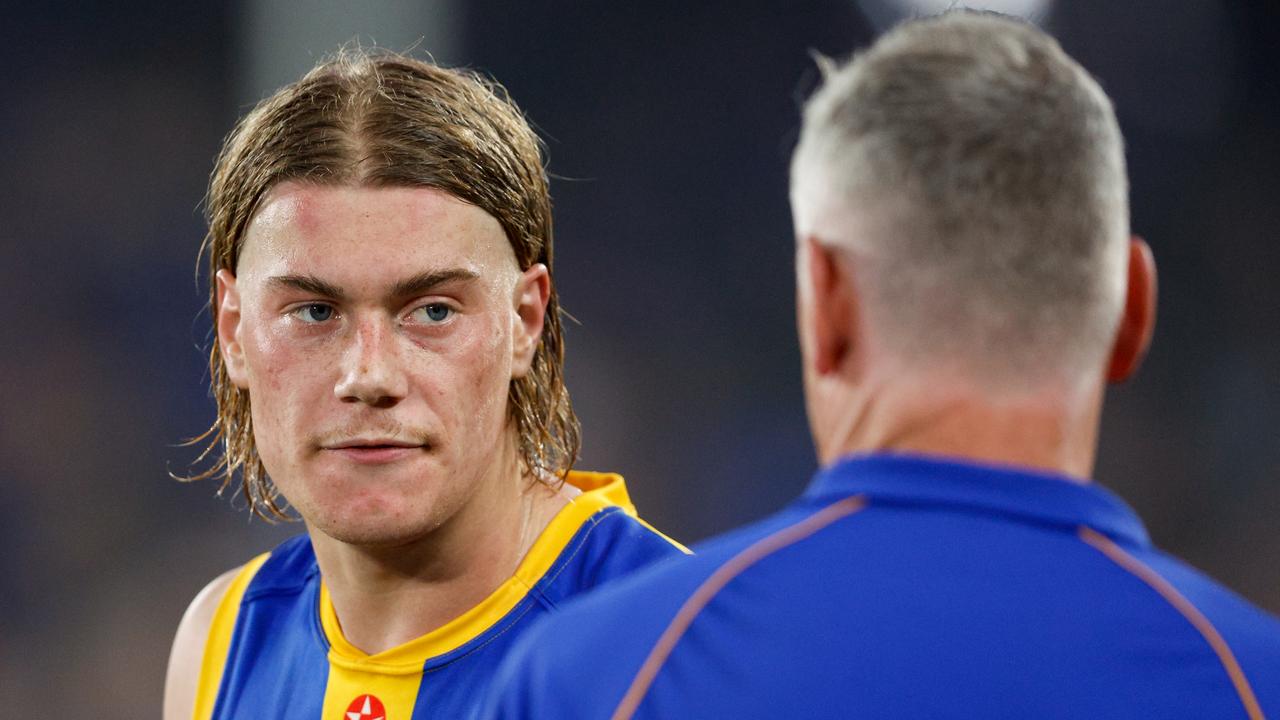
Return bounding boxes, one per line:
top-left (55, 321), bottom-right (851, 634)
top-left (237, 182), bottom-right (515, 282)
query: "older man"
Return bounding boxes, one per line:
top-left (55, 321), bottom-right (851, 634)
top-left (484, 11), bottom-right (1280, 719)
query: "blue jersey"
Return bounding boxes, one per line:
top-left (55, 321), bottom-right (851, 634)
top-left (487, 454), bottom-right (1280, 719)
top-left (191, 471), bottom-right (686, 720)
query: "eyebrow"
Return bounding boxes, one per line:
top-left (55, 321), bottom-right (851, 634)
top-left (390, 269), bottom-right (481, 298)
top-left (268, 274), bottom-right (346, 299)
top-left (266, 269), bottom-right (481, 301)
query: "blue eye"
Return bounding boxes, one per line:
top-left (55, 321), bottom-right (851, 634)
top-left (413, 303), bottom-right (452, 323)
top-left (296, 304), bottom-right (334, 323)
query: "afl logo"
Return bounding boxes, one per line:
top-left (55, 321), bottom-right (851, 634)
top-left (344, 694), bottom-right (387, 720)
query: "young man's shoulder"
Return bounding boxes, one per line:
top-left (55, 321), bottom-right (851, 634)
top-left (162, 537), bottom-right (296, 720)
top-left (164, 564), bottom-right (243, 720)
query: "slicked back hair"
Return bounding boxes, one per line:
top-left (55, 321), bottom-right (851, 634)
top-left (186, 50), bottom-right (580, 519)
top-left (792, 11), bottom-right (1130, 388)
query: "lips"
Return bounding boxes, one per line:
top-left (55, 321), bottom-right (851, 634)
top-left (327, 438), bottom-right (423, 450)
top-left (322, 438), bottom-right (427, 464)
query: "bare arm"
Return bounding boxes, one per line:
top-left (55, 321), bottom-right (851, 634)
top-left (163, 567), bottom-right (241, 720)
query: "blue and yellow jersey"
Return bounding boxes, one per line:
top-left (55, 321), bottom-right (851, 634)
top-left (192, 471), bottom-right (686, 720)
top-left (487, 454), bottom-right (1280, 719)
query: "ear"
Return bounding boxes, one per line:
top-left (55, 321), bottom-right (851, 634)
top-left (800, 236), bottom-right (856, 376)
top-left (215, 269), bottom-right (249, 388)
top-left (1106, 236), bottom-right (1157, 383)
top-left (511, 264), bottom-right (551, 378)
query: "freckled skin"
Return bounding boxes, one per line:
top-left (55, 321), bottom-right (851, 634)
top-left (220, 182), bottom-right (530, 548)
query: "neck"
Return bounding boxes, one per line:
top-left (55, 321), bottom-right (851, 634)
top-left (309, 437), bottom-right (572, 655)
top-left (813, 370), bottom-right (1104, 481)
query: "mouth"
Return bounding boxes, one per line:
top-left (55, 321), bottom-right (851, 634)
top-left (322, 438), bottom-right (428, 464)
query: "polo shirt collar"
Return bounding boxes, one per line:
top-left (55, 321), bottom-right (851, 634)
top-left (804, 452), bottom-right (1151, 547)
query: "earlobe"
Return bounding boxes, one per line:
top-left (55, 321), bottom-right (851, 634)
top-left (1106, 237), bottom-right (1157, 383)
top-left (215, 269), bottom-right (249, 388)
top-left (511, 264), bottom-right (550, 378)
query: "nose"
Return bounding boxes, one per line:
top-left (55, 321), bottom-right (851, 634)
top-left (334, 316), bottom-right (407, 407)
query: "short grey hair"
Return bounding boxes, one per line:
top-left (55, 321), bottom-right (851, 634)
top-left (791, 10), bottom-right (1129, 388)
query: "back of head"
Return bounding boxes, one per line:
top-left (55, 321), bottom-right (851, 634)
top-left (791, 10), bottom-right (1129, 391)
top-left (195, 49), bottom-right (579, 517)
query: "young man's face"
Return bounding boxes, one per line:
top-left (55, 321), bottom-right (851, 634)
top-left (216, 182), bottom-right (547, 546)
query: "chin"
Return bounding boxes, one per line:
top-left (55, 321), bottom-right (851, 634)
top-left (310, 510), bottom-right (443, 548)
top-left (282, 454), bottom-right (479, 547)
top-left (292, 486), bottom-right (440, 546)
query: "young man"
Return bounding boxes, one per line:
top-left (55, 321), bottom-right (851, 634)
top-left (163, 52), bottom-right (686, 720)
top-left (485, 11), bottom-right (1280, 719)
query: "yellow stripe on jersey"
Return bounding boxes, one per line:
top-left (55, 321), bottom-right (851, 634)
top-left (318, 471), bottom-right (652, 670)
top-left (193, 552), bottom-right (272, 720)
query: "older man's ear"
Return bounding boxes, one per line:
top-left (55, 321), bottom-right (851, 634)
top-left (1106, 237), bottom-right (1157, 384)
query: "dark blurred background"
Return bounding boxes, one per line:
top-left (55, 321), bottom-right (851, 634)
top-left (1, 1), bottom-right (1277, 715)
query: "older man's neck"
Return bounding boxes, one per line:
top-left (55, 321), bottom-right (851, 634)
top-left (815, 373), bottom-right (1105, 482)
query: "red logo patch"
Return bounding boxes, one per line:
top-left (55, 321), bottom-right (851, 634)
top-left (344, 694), bottom-right (387, 720)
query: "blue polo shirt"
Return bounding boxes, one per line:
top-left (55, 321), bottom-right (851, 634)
top-left (485, 454), bottom-right (1280, 719)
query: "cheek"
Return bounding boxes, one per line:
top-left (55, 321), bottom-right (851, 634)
top-left (245, 323), bottom-right (290, 395)
top-left (241, 316), bottom-right (329, 455)
top-left (443, 318), bottom-right (513, 430)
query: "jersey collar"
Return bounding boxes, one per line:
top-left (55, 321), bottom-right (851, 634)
top-left (803, 452), bottom-right (1151, 548)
